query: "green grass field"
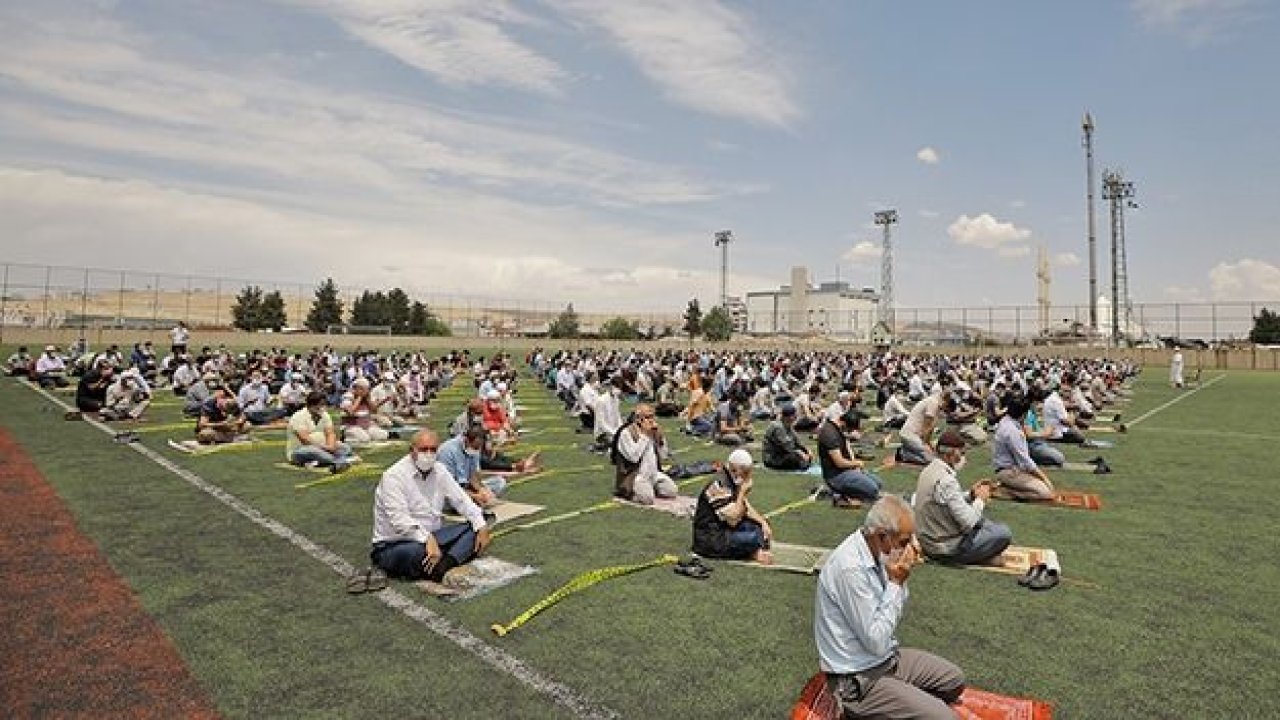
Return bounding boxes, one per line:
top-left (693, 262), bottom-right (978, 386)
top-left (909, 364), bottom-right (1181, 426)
top-left (3, 357), bottom-right (1279, 719)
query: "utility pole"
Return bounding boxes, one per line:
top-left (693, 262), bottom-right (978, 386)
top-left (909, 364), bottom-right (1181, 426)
top-left (713, 230), bottom-right (733, 309)
top-left (1102, 170), bottom-right (1135, 346)
top-left (1083, 112), bottom-right (1098, 335)
top-left (874, 209), bottom-right (898, 332)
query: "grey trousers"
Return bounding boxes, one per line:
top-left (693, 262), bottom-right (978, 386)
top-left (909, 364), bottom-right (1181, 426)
top-left (831, 648), bottom-right (964, 719)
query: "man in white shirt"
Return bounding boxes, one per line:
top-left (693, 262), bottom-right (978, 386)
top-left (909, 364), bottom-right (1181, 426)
top-left (614, 404), bottom-right (677, 504)
top-left (33, 345), bottom-right (69, 388)
top-left (169, 321), bottom-right (190, 357)
top-left (101, 369), bottom-right (152, 422)
top-left (898, 392), bottom-right (941, 465)
top-left (1042, 386), bottom-right (1086, 444)
top-left (1170, 349), bottom-right (1184, 388)
top-left (814, 495), bottom-right (965, 718)
top-left (369, 430), bottom-right (492, 582)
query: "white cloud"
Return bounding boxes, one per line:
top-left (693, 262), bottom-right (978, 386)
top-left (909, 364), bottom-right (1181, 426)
top-left (1163, 285), bottom-right (1205, 302)
top-left (1054, 252), bottom-right (1081, 267)
top-left (1208, 259), bottom-right (1280, 300)
top-left (915, 146), bottom-right (940, 165)
top-left (947, 213), bottom-right (1032, 250)
top-left (548, 0), bottom-right (800, 127)
top-left (1131, 0), bottom-right (1261, 43)
top-left (842, 241), bottom-right (882, 262)
top-left (285, 0), bottom-right (567, 93)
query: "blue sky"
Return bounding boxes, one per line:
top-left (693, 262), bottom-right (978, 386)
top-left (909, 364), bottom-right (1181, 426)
top-left (1, 0), bottom-right (1277, 312)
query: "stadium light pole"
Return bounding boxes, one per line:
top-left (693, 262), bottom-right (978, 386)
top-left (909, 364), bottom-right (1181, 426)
top-left (714, 230), bottom-right (733, 309)
top-left (874, 209), bottom-right (898, 333)
top-left (1083, 112), bottom-right (1098, 336)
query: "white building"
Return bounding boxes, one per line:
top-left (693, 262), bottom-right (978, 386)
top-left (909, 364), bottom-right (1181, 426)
top-left (745, 266), bottom-right (879, 340)
top-left (724, 295), bottom-right (748, 333)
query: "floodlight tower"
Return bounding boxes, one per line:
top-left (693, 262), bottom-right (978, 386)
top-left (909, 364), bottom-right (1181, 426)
top-left (1037, 245), bottom-right (1052, 335)
top-left (713, 230), bottom-right (733, 308)
top-left (874, 209), bottom-right (898, 331)
top-left (1102, 170), bottom-right (1135, 345)
top-left (1083, 113), bottom-right (1098, 334)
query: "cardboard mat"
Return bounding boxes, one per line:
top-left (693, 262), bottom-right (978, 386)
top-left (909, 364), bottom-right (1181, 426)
top-left (614, 494), bottom-right (698, 518)
top-left (729, 542), bottom-right (832, 575)
top-left (966, 546), bottom-right (1061, 576)
top-left (446, 500), bottom-right (545, 525)
top-left (415, 557), bottom-right (537, 602)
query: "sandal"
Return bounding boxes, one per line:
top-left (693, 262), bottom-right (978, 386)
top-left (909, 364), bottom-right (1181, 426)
top-left (1029, 566), bottom-right (1060, 591)
top-left (345, 567), bottom-right (389, 594)
top-left (1018, 564), bottom-right (1044, 588)
top-left (674, 563), bottom-right (711, 580)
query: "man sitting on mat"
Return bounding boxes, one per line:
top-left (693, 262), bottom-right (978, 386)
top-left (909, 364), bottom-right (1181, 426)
top-left (370, 429), bottom-right (492, 583)
top-left (33, 345), bottom-right (70, 388)
top-left (818, 409), bottom-right (882, 507)
top-left (762, 404), bottom-right (813, 471)
top-left (1041, 383), bottom-right (1087, 444)
top-left (897, 387), bottom-right (942, 466)
top-left (613, 403), bottom-right (678, 505)
top-left (6, 346), bottom-right (32, 378)
top-left (815, 495), bottom-right (966, 718)
top-left (692, 448), bottom-right (773, 565)
top-left (993, 395), bottom-right (1055, 501)
top-left (286, 391), bottom-right (355, 471)
top-left (101, 368), bottom-right (152, 422)
top-left (438, 426), bottom-right (506, 508)
top-left (912, 430), bottom-right (1011, 565)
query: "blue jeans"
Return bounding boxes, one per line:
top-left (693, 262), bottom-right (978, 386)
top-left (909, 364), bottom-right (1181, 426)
top-left (826, 469), bottom-right (882, 502)
top-left (290, 443), bottom-right (353, 467)
top-left (370, 524), bottom-right (477, 580)
top-left (688, 416), bottom-right (714, 436)
top-left (246, 408), bottom-right (288, 425)
top-left (949, 520), bottom-right (1013, 565)
top-left (1029, 440), bottom-right (1064, 467)
top-left (724, 519), bottom-right (767, 559)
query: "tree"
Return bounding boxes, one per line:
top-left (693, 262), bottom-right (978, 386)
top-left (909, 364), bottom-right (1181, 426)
top-left (548, 303), bottom-right (580, 339)
top-left (407, 300), bottom-right (451, 336)
top-left (702, 305), bottom-right (733, 341)
top-left (682, 299), bottom-right (702, 339)
top-left (259, 290), bottom-right (288, 331)
top-left (600, 316), bottom-right (640, 340)
top-left (1250, 307), bottom-right (1280, 344)
top-left (305, 278), bottom-right (344, 333)
top-left (386, 288), bottom-right (412, 335)
top-left (231, 285), bottom-right (264, 331)
top-left (350, 290), bottom-right (390, 327)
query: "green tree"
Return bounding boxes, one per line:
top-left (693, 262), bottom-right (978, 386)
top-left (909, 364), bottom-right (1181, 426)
top-left (350, 290), bottom-right (390, 327)
top-left (259, 290), bottom-right (288, 332)
top-left (231, 285), bottom-right (264, 331)
top-left (682, 299), bottom-right (702, 339)
top-left (407, 301), bottom-right (452, 336)
top-left (702, 305), bottom-right (733, 341)
top-left (1250, 307), bottom-right (1280, 344)
top-left (600, 316), bottom-right (640, 340)
top-left (386, 288), bottom-right (412, 335)
top-left (305, 278), bottom-right (344, 333)
top-left (548, 303), bottom-right (580, 339)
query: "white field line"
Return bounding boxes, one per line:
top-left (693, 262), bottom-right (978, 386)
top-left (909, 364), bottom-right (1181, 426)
top-left (1129, 426), bottom-right (1278, 443)
top-left (23, 382), bottom-right (618, 720)
top-left (1126, 374), bottom-right (1226, 428)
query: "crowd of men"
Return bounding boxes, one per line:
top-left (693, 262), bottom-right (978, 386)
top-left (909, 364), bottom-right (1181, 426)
top-left (9, 335), bottom-right (1146, 717)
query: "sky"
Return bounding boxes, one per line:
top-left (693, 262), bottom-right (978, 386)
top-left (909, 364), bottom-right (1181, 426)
top-left (1, 0), bottom-right (1278, 313)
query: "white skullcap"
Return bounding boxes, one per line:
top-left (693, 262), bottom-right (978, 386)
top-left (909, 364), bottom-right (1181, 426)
top-left (726, 448), bottom-right (753, 468)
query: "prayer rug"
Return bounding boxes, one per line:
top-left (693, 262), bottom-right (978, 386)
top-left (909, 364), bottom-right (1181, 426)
top-left (614, 494), bottom-right (697, 519)
top-left (992, 488), bottom-right (1102, 510)
top-left (791, 673), bottom-right (1053, 720)
top-left (1059, 462), bottom-right (1103, 473)
top-left (967, 546), bottom-right (1061, 576)
top-left (415, 557), bottom-right (537, 602)
top-left (729, 542), bottom-right (832, 575)
top-left (446, 500), bottom-right (545, 525)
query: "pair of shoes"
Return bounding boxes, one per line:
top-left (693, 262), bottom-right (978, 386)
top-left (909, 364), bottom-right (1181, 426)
top-left (674, 557), bottom-right (712, 580)
top-left (330, 461), bottom-right (351, 474)
top-left (1017, 563), bottom-right (1060, 591)
top-left (1086, 456), bottom-right (1106, 465)
top-left (64, 410), bottom-right (83, 421)
top-left (1093, 460), bottom-right (1112, 475)
top-left (112, 431), bottom-right (140, 444)
top-left (345, 567), bottom-right (389, 594)
top-left (832, 496), bottom-right (863, 509)
top-left (1117, 423), bottom-right (1127, 433)
top-left (1112, 413), bottom-right (1122, 423)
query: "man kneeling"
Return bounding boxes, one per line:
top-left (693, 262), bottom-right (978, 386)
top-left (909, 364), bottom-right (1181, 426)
top-left (370, 430), bottom-right (492, 583)
top-left (816, 495), bottom-right (966, 718)
top-left (912, 430), bottom-right (1011, 565)
top-left (691, 449), bottom-right (774, 564)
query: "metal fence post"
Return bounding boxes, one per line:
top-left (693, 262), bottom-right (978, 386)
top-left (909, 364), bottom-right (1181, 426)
top-left (41, 265), bottom-right (51, 328)
top-left (214, 279), bottom-right (222, 328)
top-left (1211, 303), bottom-right (1217, 341)
top-left (185, 275), bottom-right (193, 324)
top-left (1175, 303), bottom-right (1181, 339)
top-left (0, 263), bottom-right (8, 345)
top-left (1015, 307), bottom-right (1021, 342)
top-left (80, 268), bottom-right (89, 335)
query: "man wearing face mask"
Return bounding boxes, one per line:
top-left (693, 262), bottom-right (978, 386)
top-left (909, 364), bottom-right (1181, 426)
top-left (286, 392), bottom-right (355, 471)
top-left (238, 372), bottom-right (287, 426)
top-left (437, 425), bottom-right (506, 508)
top-left (370, 429), bottom-right (492, 583)
top-left (912, 430), bottom-right (1011, 566)
top-left (815, 495), bottom-right (966, 718)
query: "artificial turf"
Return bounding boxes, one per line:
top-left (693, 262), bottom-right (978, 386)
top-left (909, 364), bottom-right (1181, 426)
top-left (2, 354), bottom-right (1278, 719)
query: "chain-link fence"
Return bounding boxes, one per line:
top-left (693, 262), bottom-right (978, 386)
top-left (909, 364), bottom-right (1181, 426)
top-left (1, 261), bottom-right (1275, 345)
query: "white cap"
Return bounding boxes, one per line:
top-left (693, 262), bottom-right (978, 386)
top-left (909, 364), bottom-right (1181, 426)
top-left (726, 448), bottom-right (753, 468)
top-left (484, 389), bottom-right (500, 400)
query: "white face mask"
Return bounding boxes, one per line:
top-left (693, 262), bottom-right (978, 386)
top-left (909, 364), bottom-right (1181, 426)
top-left (413, 450), bottom-right (436, 474)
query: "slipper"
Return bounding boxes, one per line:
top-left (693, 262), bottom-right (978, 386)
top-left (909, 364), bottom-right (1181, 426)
top-left (1018, 564), bottom-right (1044, 588)
top-left (1029, 567), bottom-right (1060, 591)
top-left (64, 411), bottom-right (83, 421)
top-left (674, 563), bottom-right (711, 580)
top-left (1093, 461), bottom-right (1113, 475)
top-left (685, 556), bottom-right (714, 573)
top-left (345, 567), bottom-right (388, 594)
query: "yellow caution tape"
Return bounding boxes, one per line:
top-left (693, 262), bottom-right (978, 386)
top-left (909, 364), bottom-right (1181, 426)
top-left (490, 554), bottom-right (678, 637)
top-left (491, 500), bottom-right (620, 539)
top-left (763, 495), bottom-right (818, 519)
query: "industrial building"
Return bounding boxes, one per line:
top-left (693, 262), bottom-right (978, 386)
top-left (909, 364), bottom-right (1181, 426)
top-left (744, 266), bottom-right (879, 340)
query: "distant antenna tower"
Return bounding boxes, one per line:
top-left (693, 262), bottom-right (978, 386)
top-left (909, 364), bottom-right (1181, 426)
top-left (874, 209), bottom-right (898, 331)
top-left (1037, 245), bottom-right (1052, 335)
top-left (1083, 113), bottom-right (1098, 334)
top-left (714, 230), bottom-right (733, 308)
top-left (1102, 170), bottom-right (1136, 345)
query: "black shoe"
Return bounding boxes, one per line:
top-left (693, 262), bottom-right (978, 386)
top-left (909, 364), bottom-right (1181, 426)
top-left (1093, 460), bottom-right (1112, 474)
top-left (1018, 564), bottom-right (1044, 587)
top-left (1112, 413), bottom-right (1122, 423)
top-left (1029, 566), bottom-right (1060, 591)
top-left (1087, 456), bottom-right (1105, 465)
